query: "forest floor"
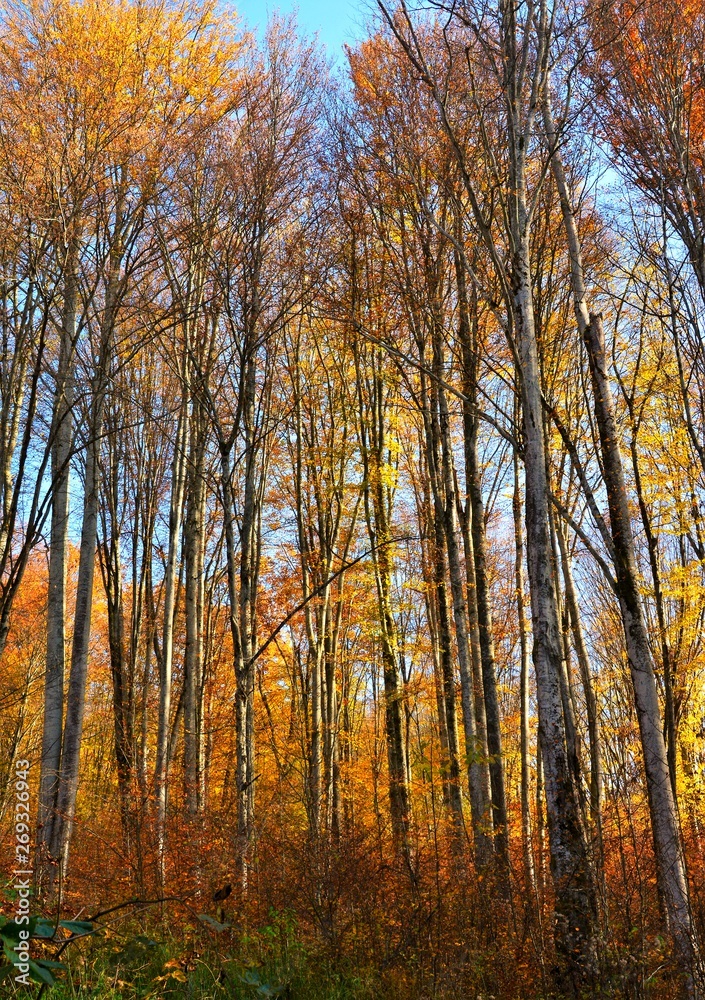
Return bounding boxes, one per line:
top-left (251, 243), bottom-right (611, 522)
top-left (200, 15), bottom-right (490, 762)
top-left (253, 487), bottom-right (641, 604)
top-left (0, 909), bottom-right (683, 1000)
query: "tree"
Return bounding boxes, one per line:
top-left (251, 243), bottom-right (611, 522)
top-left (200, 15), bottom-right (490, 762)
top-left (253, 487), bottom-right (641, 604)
top-left (379, 3), bottom-right (599, 980)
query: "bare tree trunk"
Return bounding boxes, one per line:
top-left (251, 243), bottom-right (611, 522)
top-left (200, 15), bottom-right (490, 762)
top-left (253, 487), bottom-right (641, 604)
top-left (464, 386), bottom-right (509, 875)
top-left (219, 438), bottom-right (249, 887)
top-left (458, 501), bottom-right (494, 852)
top-left (325, 593), bottom-right (344, 839)
top-left (545, 87), bottom-right (702, 985)
top-left (38, 259), bottom-right (77, 885)
top-left (308, 628), bottom-right (324, 834)
top-left (101, 525), bottom-right (133, 851)
top-left (422, 364), bottom-right (466, 846)
top-left (433, 511), bottom-right (465, 846)
top-left (584, 314), bottom-right (703, 990)
top-left (292, 371), bottom-right (324, 836)
top-left (517, 269), bottom-right (597, 980)
top-left (237, 352), bottom-right (258, 880)
top-left (556, 520), bottom-right (603, 855)
top-left (51, 396), bottom-right (103, 877)
top-left (455, 250), bottom-right (494, 865)
top-left (513, 445), bottom-right (536, 901)
top-left (183, 402), bottom-right (207, 815)
top-left (357, 354), bottom-right (412, 849)
top-left (51, 230), bottom-right (123, 877)
top-left (629, 432), bottom-right (678, 798)
top-left (536, 739), bottom-right (546, 910)
top-left (547, 487), bottom-right (585, 817)
top-left (438, 375), bottom-right (492, 869)
top-left (155, 387), bottom-right (189, 869)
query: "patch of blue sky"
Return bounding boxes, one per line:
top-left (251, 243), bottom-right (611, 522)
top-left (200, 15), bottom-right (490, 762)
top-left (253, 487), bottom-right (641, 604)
top-left (230, 0), bottom-right (370, 63)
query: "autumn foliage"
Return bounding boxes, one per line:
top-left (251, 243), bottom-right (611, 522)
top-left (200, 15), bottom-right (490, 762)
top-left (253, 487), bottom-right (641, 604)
top-left (1, 0), bottom-right (705, 997)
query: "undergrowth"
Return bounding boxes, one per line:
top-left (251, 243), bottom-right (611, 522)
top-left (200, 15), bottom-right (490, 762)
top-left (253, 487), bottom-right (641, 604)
top-left (1, 909), bottom-right (395, 1000)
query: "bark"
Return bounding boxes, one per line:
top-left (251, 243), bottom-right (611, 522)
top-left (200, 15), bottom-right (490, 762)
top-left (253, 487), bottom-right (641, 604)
top-left (292, 366), bottom-right (326, 835)
top-left (154, 207), bottom-right (207, 863)
top-left (101, 525), bottom-right (133, 849)
top-left (464, 386), bottom-right (509, 874)
top-left (455, 250), bottom-right (494, 864)
top-left (51, 397), bottom-right (103, 876)
top-left (422, 361), bottom-right (466, 844)
top-left (584, 313), bottom-right (703, 990)
top-left (411, 424), bottom-right (454, 818)
top-left (183, 402), bottom-right (207, 815)
top-left (516, 252), bottom-right (597, 979)
top-left (356, 350), bottom-right (412, 849)
top-left (629, 431), bottom-right (678, 798)
top-left (217, 343), bottom-right (265, 890)
top-left (433, 505), bottom-right (465, 843)
top-left (219, 440), bottom-right (247, 880)
top-left (545, 88), bottom-right (702, 986)
top-left (237, 352), bottom-right (259, 873)
top-left (323, 599), bottom-right (343, 838)
top-left (51, 237), bottom-right (121, 877)
top-left (369, 480), bottom-right (411, 849)
top-left (308, 624), bottom-right (324, 835)
top-left (513, 445), bottom-right (536, 901)
top-left (457, 501), bottom-right (494, 850)
top-left (536, 738), bottom-right (547, 909)
top-left (38, 259), bottom-right (77, 879)
top-left (547, 488), bottom-right (585, 816)
top-left (439, 374), bottom-right (493, 869)
top-left (502, 68), bottom-right (598, 963)
top-left (98, 393), bottom-right (147, 864)
top-left (155, 387), bottom-right (189, 866)
top-left (556, 520), bottom-right (603, 849)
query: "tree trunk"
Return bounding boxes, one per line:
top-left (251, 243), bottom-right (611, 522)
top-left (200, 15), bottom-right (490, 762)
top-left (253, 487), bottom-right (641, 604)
top-left (545, 88), bottom-right (702, 985)
top-left (513, 445), bottom-right (536, 902)
top-left (556, 520), bottom-right (603, 855)
top-left (51, 237), bottom-right (121, 879)
top-left (357, 354), bottom-right (412, 849)
top-left (422, 363), bottom-right (466, 846)
top-left (237, 353), bottom-right (259, 881)
top-left (513, 238), bottom-right (597, 980)
top-left (438, 374), bottom-right (493, 869)
top-left (547, 486), bottom-right (585, 818)
top-left (38, 259), bottom-right (77, 886)
top-left (183, 402), bottom-right (207, 815)
top-left (464, 386), bottom-right (509, 875)
top-left (101, 527), bottom-right (133, 852)
top-left (584, 313), bottom-right (703, 990)
top-left (51, 399), bottom-right (103, 877)
top-left (629, 432), bottom-right (678, 798)
top-left (155, 386), bottom-right (189, 869)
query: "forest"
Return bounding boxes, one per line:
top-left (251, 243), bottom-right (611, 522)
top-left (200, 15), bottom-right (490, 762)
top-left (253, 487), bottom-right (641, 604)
top-left (0, 0), bottom-right (704, 996)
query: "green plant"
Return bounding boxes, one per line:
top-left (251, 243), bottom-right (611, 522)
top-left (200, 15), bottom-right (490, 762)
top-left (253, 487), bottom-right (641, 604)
top-left (0, 915), bottom-right (92, 986)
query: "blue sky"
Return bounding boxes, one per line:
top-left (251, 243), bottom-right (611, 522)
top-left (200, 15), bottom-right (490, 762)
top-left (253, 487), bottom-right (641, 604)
top-left (233, 0), bottom-right (371, 61)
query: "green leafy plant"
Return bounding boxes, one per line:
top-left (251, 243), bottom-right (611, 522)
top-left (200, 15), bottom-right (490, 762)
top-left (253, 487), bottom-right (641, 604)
top-left (0, 915), bottom-right (86, 985)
